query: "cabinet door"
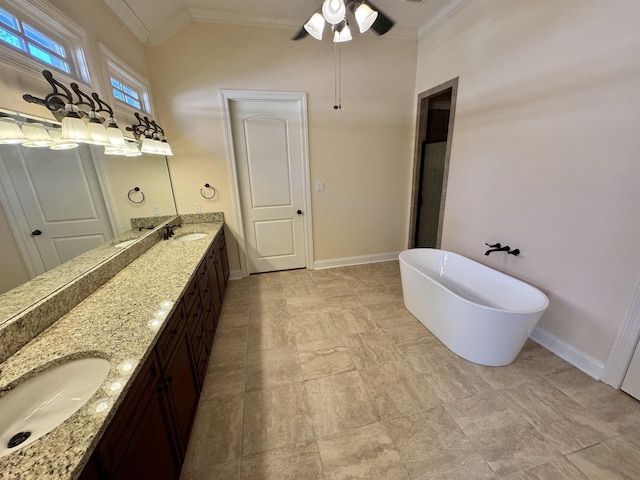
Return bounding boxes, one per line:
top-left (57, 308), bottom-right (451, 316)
top-left (163, 328), bottom-right (200, 455)
top-left (220, 229), bottom-right (230, 286)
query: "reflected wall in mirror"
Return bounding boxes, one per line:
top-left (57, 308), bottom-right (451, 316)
top-left (0, 109), bottom-right (177, 295)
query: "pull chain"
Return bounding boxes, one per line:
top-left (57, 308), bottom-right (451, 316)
top-left (334, 42), bottom-right (342, 110)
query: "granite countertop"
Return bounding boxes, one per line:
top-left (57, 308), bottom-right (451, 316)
top-left (0, 222), bottom-right (223, 479)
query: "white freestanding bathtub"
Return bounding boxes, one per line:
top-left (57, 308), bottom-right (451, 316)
top-left (399, 249), bottom-right (549, 366)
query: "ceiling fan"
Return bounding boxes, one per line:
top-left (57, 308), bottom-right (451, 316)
top-left (293, 0), bottom-right (395, 42)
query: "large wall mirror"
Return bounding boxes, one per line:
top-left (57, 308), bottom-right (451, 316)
top-left (0, 108), bottom-right (177, 322)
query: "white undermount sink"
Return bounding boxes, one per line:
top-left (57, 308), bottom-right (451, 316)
top-left (175, 233), bottom-right (207, 242)
top-left (0, 357), bottom-right (110, 459)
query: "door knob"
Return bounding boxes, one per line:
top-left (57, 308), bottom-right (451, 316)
top-left (296, 210), bottom-right (303, 215)
top-left (31, 229), bottom-right (42, 236)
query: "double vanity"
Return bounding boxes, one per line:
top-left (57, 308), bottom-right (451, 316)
top-left (0, 214), bottom-right (230, 479)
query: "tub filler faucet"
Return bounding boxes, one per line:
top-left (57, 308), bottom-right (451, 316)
top-left (484, 243), bottom-right (511, 256)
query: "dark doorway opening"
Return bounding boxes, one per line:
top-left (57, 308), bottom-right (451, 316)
top-left (409, 78), bottom-right (458, 249)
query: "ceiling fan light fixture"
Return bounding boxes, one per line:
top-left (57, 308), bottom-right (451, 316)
top-left (354, 2), bottom-right (378, 33)
top-left (322, 0), bottom-right (346, 25)
top-left (304, 12), bottom-right (325, 40)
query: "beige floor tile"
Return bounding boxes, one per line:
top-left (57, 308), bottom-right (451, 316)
top-left (546, 369), bottom-right (640, 434)
top-left (210, 328), bottom-right (248, 367)
top-left (408, 347), bottom-right (493, 403)
top-left (446, 391), bottom-right (561, 476)
top-left (245, 345), bottom-right (302, 391)
top-left (499, 379), bottom-right (617, 454)
top-left (180, 459), bottom-right (241, 480)
top-left (328, 307), bottom-right (378, 334)
top-left (213, 325), bottom-right (249, 346)
top-left (200, 362), bottom-right (246, 400)
top-left (249, 273), bottom-right (282, 286)
top-left (248, 298), bottom-right (287, 316)
top-left (291, 312), bottom-right (338, 344)
top-left (355, 285), bottom-right (401, 305)
top-left (183, 393), bottom-right (244, 467)
top-left (501, 457), bottom-right (588, 480)
top-left (343, 329), bottom-right (403, 370)
top-left (247, 311), bottom-right (295, 352)
top-left (240, 440), bottom-right (323, 480)
top-left (242, 383), bottom-right (315, 456)
top-left (218, 305), bottom-right (251, 327)
top-left (283, 283), bottom-right (318, 298)
top-left (324, 293), bottom-right (364, 311)
top-left (297, 337), bottom-right (356, 380)
top-left (317, 422), bottom-right (410, 480)
top-left (285, 295), bottom-right (327, 316)
top-left (383, 323), bottom-right (439, 358)
top-left (249, 284), bottom-right (286, 303)
top-left (360, 359), bottom-right (441, 418)
top-left (366, 300), bottom-right (421, 330)
top-left (315, 278), bottom-right (352, 297)
top-left (512, 340), bottom-right (575, 377)
top-left (473, 361), bottom-right (541, 390)
top-left (385, 407), bottom-right (495, 480)
top-left (567, 430), bottom-right (640, 479)
top-left (304, 370), bottom-right (379, 437)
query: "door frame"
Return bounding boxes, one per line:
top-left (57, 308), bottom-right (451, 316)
top-left (408, 77), bottom-right (458, 249)
top-left (219, 89), bottom-right (314, 278)
top-left (0, 144), bottom-right (117, 277)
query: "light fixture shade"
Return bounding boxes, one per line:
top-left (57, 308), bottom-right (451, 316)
top-left (304, 12), bottom-right (325, 40)
top-left (21, 124), bottom-right (56, 147)
top-left (61, 115), bottom-right (92, 143)
top-left (333, 22), bottom-right (352, 42)
top-left (354, 2), bottom-right (378, 33)
top-left (322, 0), bottom-right (346, 25)
top-left (161, 141), bottom-right (173, 156)
top-left (140, 137), bottom-right (163, 155)
top-left (87, 121), bottom-right (109, 145)
top-left (0, 119), bottom-right (26, 144)
top-left (104, 145), bottom-right (128, 156)
top-left (107, 125), bottom-right (126, 147)
top-left (48, 129), bottom-right (78, 150)
top-left (126, 142), bottom-right (142, 157)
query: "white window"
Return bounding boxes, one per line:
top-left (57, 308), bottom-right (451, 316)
top-left (0, 0), bottom-right (91, 85)
top-left (98, 42), bottom-right (152, 116)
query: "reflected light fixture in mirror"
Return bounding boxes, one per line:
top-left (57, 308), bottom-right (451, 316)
top-left (0, 118), bottom-right (27, 144)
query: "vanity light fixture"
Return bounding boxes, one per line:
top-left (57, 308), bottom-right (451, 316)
top-left (0, 117), bottom-right (27, 144)
top-left (21, 70), bottom-right (173, 156)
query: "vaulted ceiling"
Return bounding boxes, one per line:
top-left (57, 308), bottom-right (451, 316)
top-left (103, 0), bottom-right (470, 46)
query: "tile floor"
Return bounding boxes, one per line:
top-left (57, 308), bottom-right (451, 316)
top-left (180, 262), bottom-right (640, 480)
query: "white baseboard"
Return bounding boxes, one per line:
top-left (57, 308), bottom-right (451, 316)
top-left (530, 327), bottom-right (605, 380)
top-left (228, 269), bottom-right (244, 281)
top-left (313, 252), bottom-right (400, 270)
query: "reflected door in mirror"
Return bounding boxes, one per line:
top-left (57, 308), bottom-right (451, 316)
top-left (1, 144), bottom-right (114, 274)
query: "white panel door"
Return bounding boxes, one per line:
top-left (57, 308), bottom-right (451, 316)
top-left (622, 341), bottom-right (640, 400)
top-left (2, 144), bottom-right (113, 272)
top-left (230, 99), bottom-right (306, 273)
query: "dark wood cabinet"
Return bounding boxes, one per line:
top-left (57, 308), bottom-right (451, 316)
top-left (81, 228), bottom-right (229, 480)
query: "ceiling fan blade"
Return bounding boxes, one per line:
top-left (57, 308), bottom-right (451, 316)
top-left (367, 1), bottom-right (395, 35)
top-left (292, 26), bottom-right (309, 40)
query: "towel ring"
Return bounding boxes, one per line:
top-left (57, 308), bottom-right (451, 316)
top-left (200, 183), bottom-right (217, 200)
top-left (127, 187), bottom-right (145, 204)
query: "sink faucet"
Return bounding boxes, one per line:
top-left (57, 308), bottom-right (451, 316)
top-left (163, 224), bottom-right (182, 240)
top-left (484, 243), bottom-right (511, 255)
top-left (138, 225), bottom-right (154, 231)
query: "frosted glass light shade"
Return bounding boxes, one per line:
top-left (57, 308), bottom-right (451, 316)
top-left (21, 124), bottom-right (56, 147)
top-left (160, 141), bottom-right (173, 156)
top-left (0, 119), bottom-right (26, 144)
top-left (61, 116), bottom-right (92, 143)
top-left (355, 3), bottom-right (378, 33)
top-left (107, 125), bottom-right (126, 147)
top-left (333, 23), bottom-right (352, 42)
top-left (104, 145), bottom-right (128, 156)
top-left (304, 12), bottom-right (325, 40)
top-left (87, 121), bottom-right (109, 145)
top-left (322, 0), bottom-right (346, 24)
top-left (126, 142), bottom-right (142, 157)
top-left (140, 137), bottom-right (163, 155)
top-left (49, 129), bottom-right (78, 150)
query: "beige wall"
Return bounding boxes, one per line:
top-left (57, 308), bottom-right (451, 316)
top-left (146, 23), bottom-right (418, 271)
top-left (0, 0), bottom-right (150, 293)
top-left (415, 0), bottom-right (640, 364)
